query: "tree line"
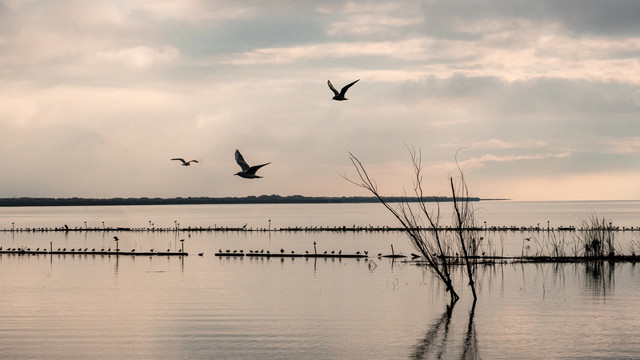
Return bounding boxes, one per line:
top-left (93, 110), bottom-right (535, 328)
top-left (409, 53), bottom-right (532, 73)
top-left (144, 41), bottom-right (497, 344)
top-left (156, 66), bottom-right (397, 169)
top-left (0, 195), bottom-right (485, 207)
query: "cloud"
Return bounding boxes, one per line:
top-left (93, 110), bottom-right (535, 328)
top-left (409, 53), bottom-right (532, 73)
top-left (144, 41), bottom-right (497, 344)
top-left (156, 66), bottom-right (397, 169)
top-left (1, 0), bottom-right (639, 200)
top-left (94, 46), bottom-right (180, 68)
top-left (420, 0), bottom-right (640, 38)
top-left (220, 39), bottom-right (432, 65)
top-left (435, 139), bottom-right (548, 150)
top-left (422, 152), bottom-right (571, 174)
top-left (458, 152), bottom-right (571, 170)
top-left (598, 137), bottom-right (640, 155)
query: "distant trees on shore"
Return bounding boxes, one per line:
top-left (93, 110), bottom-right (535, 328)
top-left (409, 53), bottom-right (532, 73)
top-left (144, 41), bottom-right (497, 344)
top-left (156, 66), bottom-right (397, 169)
top-left (0, 195), bottom-right (484, 207)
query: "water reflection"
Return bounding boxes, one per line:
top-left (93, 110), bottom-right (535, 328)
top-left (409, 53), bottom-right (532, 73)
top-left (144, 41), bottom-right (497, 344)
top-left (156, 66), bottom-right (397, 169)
top-left (2, 224), bottom-right (640, 359)
top-left (461, 304), bottom-right (479, 360)
top-left (411, 305), bottom-right (453, 359)
top-left (584, 260), bottom-right (615, 297)
top-left (411, 302), bottom-right (479, 360)
top-left (411, 259), bottom-right (626, 360)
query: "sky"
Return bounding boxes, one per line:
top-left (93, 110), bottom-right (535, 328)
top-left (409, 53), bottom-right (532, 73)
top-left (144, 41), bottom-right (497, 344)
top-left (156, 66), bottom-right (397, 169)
top-left (1, 0), bottom-right (639, 201)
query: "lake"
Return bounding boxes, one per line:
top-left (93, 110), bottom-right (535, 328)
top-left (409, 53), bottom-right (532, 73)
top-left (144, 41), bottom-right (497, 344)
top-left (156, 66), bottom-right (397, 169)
top-left (1, 201), bottom-right (639, 359)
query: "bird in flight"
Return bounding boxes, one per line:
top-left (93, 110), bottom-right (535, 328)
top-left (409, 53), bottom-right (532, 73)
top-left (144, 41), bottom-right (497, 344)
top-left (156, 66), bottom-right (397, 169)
top-left (234, 149), bottom-right (270, 179)
top-left (171, 158), bottom-right (199, 166)
top-left (328, 79), bottom-right (359, 101)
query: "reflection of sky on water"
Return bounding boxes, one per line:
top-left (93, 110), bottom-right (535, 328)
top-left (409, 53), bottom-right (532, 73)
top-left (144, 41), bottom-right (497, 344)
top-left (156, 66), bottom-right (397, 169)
top-left (1, 203), bottom-right (640, 359)
top-left (2, 201), bottom-right (640, 230)
top-left (1, 245), bottom-right (639, 359)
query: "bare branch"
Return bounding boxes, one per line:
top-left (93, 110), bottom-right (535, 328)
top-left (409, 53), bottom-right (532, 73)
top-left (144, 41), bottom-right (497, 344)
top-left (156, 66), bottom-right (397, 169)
top-left (345, 151), bottom-right (460, 305)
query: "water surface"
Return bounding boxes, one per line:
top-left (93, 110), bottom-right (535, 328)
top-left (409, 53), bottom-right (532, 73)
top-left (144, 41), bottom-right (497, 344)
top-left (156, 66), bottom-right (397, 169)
top-left (1, 201), bottom-right (639, 359)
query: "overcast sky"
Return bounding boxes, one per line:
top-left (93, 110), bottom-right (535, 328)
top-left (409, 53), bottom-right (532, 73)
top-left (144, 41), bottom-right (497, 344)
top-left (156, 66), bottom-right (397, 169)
top-left (1, 0), bottom-right (639, 200)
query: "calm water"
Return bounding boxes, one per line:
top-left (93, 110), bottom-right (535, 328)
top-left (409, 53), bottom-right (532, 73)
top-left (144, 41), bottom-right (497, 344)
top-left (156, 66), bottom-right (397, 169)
top-left (1, 201), bottom-right (639, 359)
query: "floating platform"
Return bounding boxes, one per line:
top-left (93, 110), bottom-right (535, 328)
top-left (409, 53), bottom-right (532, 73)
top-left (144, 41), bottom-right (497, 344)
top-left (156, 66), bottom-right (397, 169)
top-left (2, 225), bottom-right (638, 233)
top-left (381, 254), bottom-right (407, 258)
top-left (216, 252), bottom-right (368, 258)
top-left (0, 250), bottom-right (187, 256)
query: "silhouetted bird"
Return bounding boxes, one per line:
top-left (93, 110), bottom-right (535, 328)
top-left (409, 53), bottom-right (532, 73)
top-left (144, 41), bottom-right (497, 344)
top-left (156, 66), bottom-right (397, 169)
top-left (171, 158), bottom-right (199, 166)
top-left (280, 248), bottom-right (285, 254)
top-left (198, 253), bottom-right (204, 256)
top-left (234, 149), bottom-right (270, 179)
top-left (327, 79), bottom-right (359, 101)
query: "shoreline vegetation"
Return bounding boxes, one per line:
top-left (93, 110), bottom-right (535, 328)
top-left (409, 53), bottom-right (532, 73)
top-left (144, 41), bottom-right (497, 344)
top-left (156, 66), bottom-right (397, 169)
top-left (0, 195), bottom-right (487, 207)
top-left (343, 148), bottom-right (640, 305)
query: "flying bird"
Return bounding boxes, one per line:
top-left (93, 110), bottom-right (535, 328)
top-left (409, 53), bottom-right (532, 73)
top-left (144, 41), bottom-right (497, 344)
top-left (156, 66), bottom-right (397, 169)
top-left (234, 149), bottom-right (270, 179)
top-left (171, 158), bottom-right (199, 166)
top-left (328, 79), bottom-right (359, 101)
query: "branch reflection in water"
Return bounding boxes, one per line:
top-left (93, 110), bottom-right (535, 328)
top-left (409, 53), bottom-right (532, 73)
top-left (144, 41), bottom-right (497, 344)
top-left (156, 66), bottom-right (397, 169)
top-left (461, 303), bottom-right (479, 360)
top-left (411, 302), bottom-right (479, 360)
top-left (584, 260), bottom-right (615, 297)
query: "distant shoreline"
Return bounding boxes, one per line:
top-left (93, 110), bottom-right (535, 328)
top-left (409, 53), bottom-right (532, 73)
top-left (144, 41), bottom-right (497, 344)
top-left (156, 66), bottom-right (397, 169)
top-left (0, 195), bottom-right (497, 207)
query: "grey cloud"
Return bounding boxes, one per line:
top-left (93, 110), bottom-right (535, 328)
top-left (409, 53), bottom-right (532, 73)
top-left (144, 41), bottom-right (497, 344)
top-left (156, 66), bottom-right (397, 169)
top-left (390, 74), bottom-right (639, 175)
top-left (403, 75), bottom-right (639, 118)
top-left (471, 151), bottom-right (638, 178)
top-left (164, 16), bottom-right (329, 57)
top-left (420, 0), bottom-right (640, 37)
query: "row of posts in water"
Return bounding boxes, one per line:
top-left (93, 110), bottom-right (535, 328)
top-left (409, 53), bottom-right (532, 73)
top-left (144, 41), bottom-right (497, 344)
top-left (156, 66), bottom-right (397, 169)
top-left (2, 224), bottom-right (639, 233)
top-left (0, 238), bottom-right (188, 256)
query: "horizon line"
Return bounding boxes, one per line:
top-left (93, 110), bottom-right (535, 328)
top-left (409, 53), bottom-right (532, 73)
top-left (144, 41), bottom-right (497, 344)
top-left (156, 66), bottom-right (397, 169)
top-left (0, 195), bottom-right (498, 207)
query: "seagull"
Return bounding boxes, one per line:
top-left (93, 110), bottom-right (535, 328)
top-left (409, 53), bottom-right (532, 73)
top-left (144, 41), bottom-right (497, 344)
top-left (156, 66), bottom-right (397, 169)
top-left (327, 79), bottom-right (359, 101)
top-left (234, 149), bottom-right (270, 179)
top-left (171, 158), bottom-right (199, 166)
